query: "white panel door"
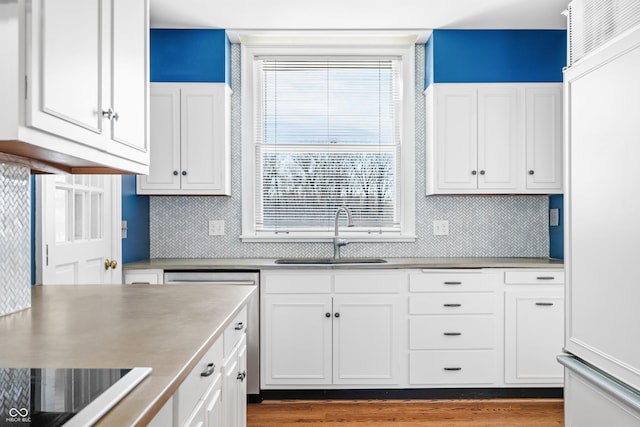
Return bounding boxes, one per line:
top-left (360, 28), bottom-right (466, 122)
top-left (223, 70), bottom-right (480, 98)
top-left (138, 84), bottom-right (181, 190)
top-left (477, 86), bottom-right (520, 190)
top-left (525, 85), bottom-right (563, 191)
top-left (37, 175), bottom-right (121, 284)
top-left (332, 295), bottom-right (402, 385)
top-left (565, 27), bottom-right (640, 391)
top-left (263, 295), bottom-right (332, 385)
top-left (181, 85), bottom-right (224, 191)
top-left (27, 0), bottom-right (106, 148)
top-left (435, 85), bottom-right (478, 190)
top-left (106, 0), bottom-right (148, 163)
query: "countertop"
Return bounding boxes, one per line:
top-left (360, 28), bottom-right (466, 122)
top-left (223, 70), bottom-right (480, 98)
top-left (124, 257), bottom-right (564, 271)
top-left (0, 284), bottom-right (255, 426)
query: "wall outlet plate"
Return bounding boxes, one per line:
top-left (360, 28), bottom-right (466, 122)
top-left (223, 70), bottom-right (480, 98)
top-left (433, 220), bottom-right (449, 236)
top-left (549, 208), bottom-right (560, 227)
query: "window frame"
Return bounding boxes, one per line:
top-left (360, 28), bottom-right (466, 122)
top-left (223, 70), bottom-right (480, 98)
top-left (241, 41), bottom-right (416, 242)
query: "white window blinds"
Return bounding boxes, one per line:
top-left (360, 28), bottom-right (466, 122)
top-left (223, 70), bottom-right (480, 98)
top-left (254, 57), bottom-right (403, 233)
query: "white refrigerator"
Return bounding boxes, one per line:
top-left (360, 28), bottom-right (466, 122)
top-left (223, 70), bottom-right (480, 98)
top-left (561, 4), bottom-right (640, 425)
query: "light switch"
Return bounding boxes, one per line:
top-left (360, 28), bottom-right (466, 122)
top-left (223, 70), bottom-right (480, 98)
top-left (209, 220), bottom-right (225, 236)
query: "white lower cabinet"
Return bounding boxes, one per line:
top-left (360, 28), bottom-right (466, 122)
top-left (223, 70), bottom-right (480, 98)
top-left (504, 270), bottom-right (565, 386)
top-left (155, 305), bottom-right (247, 427)
top-left (123, 269), bottom-right (164, 284)
top-left (408, 269), bottom-right (501, 387)
top-left (261, 270), bottom-right (407, 388)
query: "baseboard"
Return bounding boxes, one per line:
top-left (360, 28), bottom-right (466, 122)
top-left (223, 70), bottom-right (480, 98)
top-left (258, 387), bottom-right (563, 401)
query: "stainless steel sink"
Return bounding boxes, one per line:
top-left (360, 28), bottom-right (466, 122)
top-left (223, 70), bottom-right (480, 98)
top-left (274, 257), bottom-right (387, 265)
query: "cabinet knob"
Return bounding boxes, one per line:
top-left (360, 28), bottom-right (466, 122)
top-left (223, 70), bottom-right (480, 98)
top-left (173, 171), bottom-right (178, 176)
top-left (334, 312), bottom-right (340, 318)
top-left (237, 370), bottom-right (247, 382)
top-left (234, 322), bottom-right (244, 331)
top-left (529, 170), bottom-right (535, 175)
top-left (181, 171), bottom-right (187, 176)
top-left (102, 108), bottom-right (114, 120)
top-left (325, 312), bottom-right (331, 318)
top-left (479, 170), bottom-right (485, 175)
top-left (112, 111), bottom-right (119, 122)
top-left (471, 170), bottom-right (477, 175)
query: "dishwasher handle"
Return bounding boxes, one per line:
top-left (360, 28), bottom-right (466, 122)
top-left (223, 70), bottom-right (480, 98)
top-left (164, 280), bottom-right (256, 285)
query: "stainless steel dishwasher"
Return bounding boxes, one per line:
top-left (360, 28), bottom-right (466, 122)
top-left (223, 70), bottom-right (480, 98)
top-left (163, 270), bottom-right (260, 401)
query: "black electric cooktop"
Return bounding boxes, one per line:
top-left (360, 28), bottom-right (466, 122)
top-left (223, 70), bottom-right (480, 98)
top-left (0, 367), bottom-right (151, 427)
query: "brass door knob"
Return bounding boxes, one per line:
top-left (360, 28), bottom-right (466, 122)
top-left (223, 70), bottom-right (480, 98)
top-left (104, 259), bottom-right (118, 270)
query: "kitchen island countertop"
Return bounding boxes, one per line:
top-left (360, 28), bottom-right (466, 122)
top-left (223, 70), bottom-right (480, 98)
top-left (0, 284), bottom-right (255, 426)
top-left (124, 257), bottom-right (563, 271)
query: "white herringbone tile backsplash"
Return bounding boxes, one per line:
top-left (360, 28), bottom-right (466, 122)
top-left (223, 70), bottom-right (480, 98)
top-left (0, 162), bottom-right (31, 316)
top-left (150, 44), bottom-right (550, 259)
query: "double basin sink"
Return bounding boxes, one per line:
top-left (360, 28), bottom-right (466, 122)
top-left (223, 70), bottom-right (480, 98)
top-left (275, 257), bottom-right (387, 265)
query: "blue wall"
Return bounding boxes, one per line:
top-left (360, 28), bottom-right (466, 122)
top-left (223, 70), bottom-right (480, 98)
top-left (150, 29), bottom-right (231, 83)
top-left (122, 175), bottom-right (150, 263)
top-left (549, 194), bottom-right (564, 259)
top-left (425, 29), bottom-right (567, 258)
top-left (425, 29), bottom-right (567, 87)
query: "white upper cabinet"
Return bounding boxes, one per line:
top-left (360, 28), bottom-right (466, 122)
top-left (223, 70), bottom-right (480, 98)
top-left (0, 0), bottom-right (149, 174)
top-left (137, 83), bottom-right (231, 195)
top-left (525, 86), bottom-right (563, 191)
top-left (425, 83), bottom-right (562, 195)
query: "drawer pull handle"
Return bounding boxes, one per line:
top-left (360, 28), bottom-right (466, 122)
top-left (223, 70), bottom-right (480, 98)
top-left (234, 322), bottom-right (244, 331)
top-left (201, 363), bottom-right (215, 377)
top-left (536, 276), bottom-right (555, 280)
top-left (237, 370), bottom-right (247, 382)
top-left (325, 312), bottom-right (331, 318)
top-left (443, 332), bottom-right (462, 336)
top-left (444, 281), bottom-right (462, 285)
top-left (130, 281), bottom-right (151, 284)
top-left (444, 367), bottom-right (462, 371)
top-left (443, 303), bottom-right (462, 308)
top-left (535, 302), bottom-right (554, 306)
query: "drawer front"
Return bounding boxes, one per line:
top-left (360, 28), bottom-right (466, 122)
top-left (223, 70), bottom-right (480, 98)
top-left (410, 271), bottom-right (497, 292)
top-left (410, 316), bottom-right (495, 350)
top-left (124, 269), bottom-right (163, 284)
top-left (334, 271), bottom-right (405, 294)
top-left (504, 270), bottom-right (564, 284)
top-left (263, 272), bottom-right (332, 294)
top-left (410, 350), bottom-right (496, 385)
top-left (177, 337), bottom-right (223, 426)
top-left (409, 293), bottom-right (495, 315)
top-left (224, 305), bottom-right (247, 358)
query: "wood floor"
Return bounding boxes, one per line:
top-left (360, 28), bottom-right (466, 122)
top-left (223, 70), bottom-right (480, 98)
top-left (247, 399), bottom-right (564, 427)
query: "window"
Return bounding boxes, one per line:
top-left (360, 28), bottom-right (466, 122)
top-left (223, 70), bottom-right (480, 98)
top-left (242, 42), bottom-right (415, 241)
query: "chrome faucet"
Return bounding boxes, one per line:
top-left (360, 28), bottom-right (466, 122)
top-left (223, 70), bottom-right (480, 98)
top-left (333, 206), bottom-right (354, 259)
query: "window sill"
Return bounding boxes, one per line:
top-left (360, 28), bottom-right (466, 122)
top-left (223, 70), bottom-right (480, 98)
top-left (240, 234), bottom-right (416, 243)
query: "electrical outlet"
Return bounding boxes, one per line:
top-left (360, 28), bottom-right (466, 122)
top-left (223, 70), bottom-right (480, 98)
top-left (549, 208), bottom-right (560, 227)
top-left (121, 220), bottom-right (128, 239)
top-left (433, 220), bottom-right (449, 236)
top-left (208, 220), bottom-right (225, 236)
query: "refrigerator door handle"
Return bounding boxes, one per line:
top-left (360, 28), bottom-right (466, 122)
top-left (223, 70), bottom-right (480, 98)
top-left (558, 355), bottom-right (640, 413)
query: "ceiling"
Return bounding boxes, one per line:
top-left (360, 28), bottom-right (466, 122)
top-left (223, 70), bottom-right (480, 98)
top-left (149, 0), bottom-right (569, 32)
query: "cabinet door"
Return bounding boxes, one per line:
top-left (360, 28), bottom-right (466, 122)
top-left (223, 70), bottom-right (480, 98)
top-left (477, 86), bottom-right (521, 190)
top-left (138, 84), bottom-right (181, 191)
top-left (236, 339), bottom-right (247, 427)
top-left (27, 0), bottom-right (106, 148)
top-left (434, 85), bottom-right (478, 190)
top-left (106, 0), bottom-right (148, 164)
top-left (504, 290), bottom-right (564, 384)
top-left (263, 295), bottom-right (332, 385)
top-left (525, 85), bottom-right (563, 191)
top-left (180, 85), bottom-right (228, 192)
top-left (333, 295), bottom-right (402, 385)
